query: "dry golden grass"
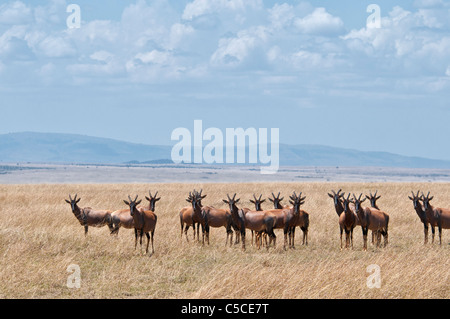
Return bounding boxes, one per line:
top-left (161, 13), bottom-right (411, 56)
top-left (0, 182), bottom-right (449, 299)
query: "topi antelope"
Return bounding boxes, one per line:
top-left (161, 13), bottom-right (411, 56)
top-left (328, 189), bottom-right (345, 217)
top-left (202, 197), bottom-right (234, 247)
top-left (408, 191), bottom-right (429, 244)
top-left (268, 192), bottom-right (290, 209)
top-left (65, 194), bottom-right (114, 236)
top-left (225, 193), bottom-right (277, 251)
top-left (179, 190), bottom-right (206, 242)
top-left (124, 195), bottom-right (157, 255)
top-left (338, 194), bottom-right (357, 250)
top-left (420, 192), bottom-right (450, 245)
top-left (288, 192), bottom-right (309, 247)
top-left (366, 191), bottom-right (382, 244)
top-left (281, 192), bottom-right (307, 250)
top-left (249, 194), bottom-right (266, 246)
top-left (110, 191), bottom-right (161, 247)
top-left (353, 193), bottom-right (389, 251)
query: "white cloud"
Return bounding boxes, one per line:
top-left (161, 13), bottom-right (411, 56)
top-left (182, 0), bottom-right (262, 20)
top-left (0, 1), bottom-right (32, 25)
top-left (294, 8), bottom-right (344, 36)
top-left (38, 36), bottom-right (75, 58)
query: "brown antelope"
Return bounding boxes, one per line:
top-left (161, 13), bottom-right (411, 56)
top-left (249, 194), bottom-right (265, 245)
top-left (408, 190), bottom-right (429, 244)
top-left (328, 189), bottom-right (345, 216)
top-left (268, 192), bottom-right (290, 209)
top-left (65, 194), bottom-right (114, 236)
top-left (179, 190), bottom-right (206, 242)
top-left (338, 194), bottom-right (357, 250)
top-left (202, 197), bottom-right (234, 247)
top-left (366, 191), bottom-right (382, 244)
top-left (353, 193), bottom-right (389, 250)
top-left (225, 193), bottom-right (277, 251)
top-left (269, 191), bottom-right (309, 247)
top-left (110, 190), bottom-right (160, 247)
top-left (288, 192), bottom-right (309, 247)
top-left (420, 192), bottom-right (450, 245)
top-left (124, 195), bottom-right (157, 255)
top-left (282, 192), bottom-right (307, 250)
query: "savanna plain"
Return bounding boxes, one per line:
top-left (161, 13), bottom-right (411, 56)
top-left (0, 182), bottom-right (448, 299)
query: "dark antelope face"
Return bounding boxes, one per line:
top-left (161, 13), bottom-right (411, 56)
top-left (289, 191), bottom-right (306, 213)
top-left (328, 189), bottom-right (344, 206)
top-left (145, 191), bottom-right (161, 212)
top-left (65, 194), bottom-right (81, 212)
top-left (408, 190), bottom-right (422, 210)
top-left (223, 193), bottom-right (240, 212)
top-left (249, 194), bottom-right (265, 211)
top-left (124, 195), bottom-right (142, 216)
top-left (352, 193), bottom-right (366, 212)
top-left (366, 191), bottom-right (381, 207)
top-left (342, 194), bottom-right (353, 212)
top-left (420, 192), bottom-right (434, 211)
top-left (191, 189), bottom-right (207, 211)
top-left (269, 192), bottom-right (284, 208)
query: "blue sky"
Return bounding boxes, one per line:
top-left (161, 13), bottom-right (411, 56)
top-left (1, 0), bottom-right (450, 160)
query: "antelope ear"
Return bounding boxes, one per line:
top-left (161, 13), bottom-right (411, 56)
top-left (249, 199), bottom-right (255, 204)
top-left (289, 200), bottom-right (294, 205)
top-left (429, 196), bottom-right (434, 201)
top-left (186, 198), bottom-right (191, 203)
top-left (235, 198), bottom-right (240, 203)
top-left (260, 199), bottom-right (266, 203)
top-left (145, 196), bottom-right (150, 202)
top-left (124, 200), bottom-right (130, 206)
top-left (376, 196), bottom-right (381, 200)
top-left (408, 196), bottom-right (413, 200)
top-left (76, 198), bottom-right (81, 203)
top-left (299, 200), bottom-right (305, 206)
top-left (361, 198), bottom-right (367, 203)
top-left (365, 195), bottom-right (371, 200)
top-left (65, 199), bottom-right (70, 204)
top-left (328, 193), bottom-right (333, 198)
top-left (201, 195), bottom-right (207, 199)
top-left (223, 199), bottom-right (229, 204)
top-left (268, 198), bottom-right (274, 202)
top-left (155, 197), bottom-right (161, 202)
top-left (136, 200), bottom-right (142, 205)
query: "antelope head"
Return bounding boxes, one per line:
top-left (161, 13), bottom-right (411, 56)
top-left (124, 195), bottom-right (142, 216)
top-left (269, 192), bottom-right (284, 208)
top-left (328, 189), bottom-right (344, 206)
top-left (145, 191), bottom-right (161, 212)
top-left (191, 189), bottom-right (206, 211)
top-left (408, 190), bottom-right (423, 210)
top-left (352, 193), bottom-right (366, 212)
top-left (223, 193), bottom-right (240, 213)
top-left (342, 193), bottom-right (353, 212)
top-left (249, 194), bottom-right (265, 211)
top-left (366, 191), bottom-right (381, 207)
top-left (420, 192), bottom-right (434, 211)
top-left (65, 194), bottom-right (81, 212)
top-left (289, 191), bottom-right (306, 213)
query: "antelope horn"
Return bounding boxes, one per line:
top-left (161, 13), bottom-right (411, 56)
top-left (253, 194), bottom-right (258, 201)
top-left (232, 193), bottom-right (237, 201)
top-left (74, 194), bottom-right (78, 201)
top-left (69, 194), bottom-right (72, 201)
top-left (227, 194), bottom-right (231, 201)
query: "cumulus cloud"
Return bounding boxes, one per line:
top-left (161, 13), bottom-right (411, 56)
top-left (0, 1), bottom-right (32, 25)
top-left (182, 0), bottom-right (262, 21)
top-left (294, 8), bottom-right (345, 36)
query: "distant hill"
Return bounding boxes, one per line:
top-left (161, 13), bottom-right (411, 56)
top-left (1, 132), bottom-right (450, 169)
top-left (0, 132), bottom-right (171, 164)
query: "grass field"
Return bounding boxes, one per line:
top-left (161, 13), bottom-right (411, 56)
top-left (0, 182), bottom-right (448, 299)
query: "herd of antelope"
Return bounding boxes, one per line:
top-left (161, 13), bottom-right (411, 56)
top-left (64, 189), bottom-right (450, 255)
